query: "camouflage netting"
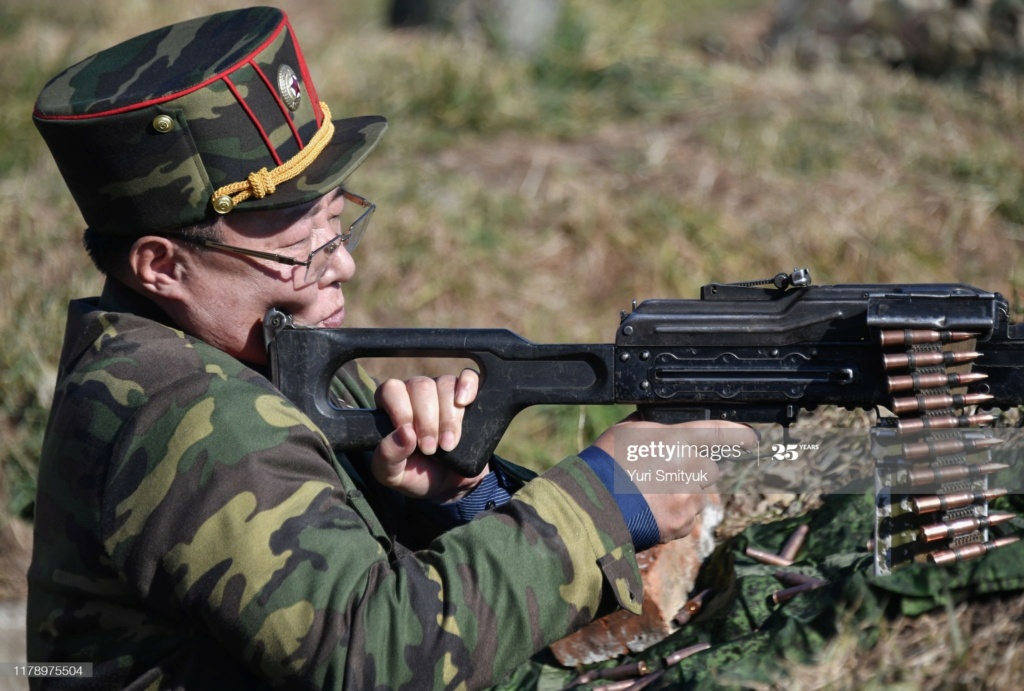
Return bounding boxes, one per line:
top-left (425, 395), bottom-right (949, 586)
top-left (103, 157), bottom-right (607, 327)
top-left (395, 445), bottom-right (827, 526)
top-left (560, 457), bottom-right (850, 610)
top-left (495, 483), bottom-right (1024, 689)
top-left (765, 0), bottom-right (1024, 76)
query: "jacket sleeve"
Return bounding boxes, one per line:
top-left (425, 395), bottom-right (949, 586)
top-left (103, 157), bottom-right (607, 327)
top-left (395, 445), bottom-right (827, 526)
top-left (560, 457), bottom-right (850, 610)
top-left (102, 364), bottom-right (641, 690)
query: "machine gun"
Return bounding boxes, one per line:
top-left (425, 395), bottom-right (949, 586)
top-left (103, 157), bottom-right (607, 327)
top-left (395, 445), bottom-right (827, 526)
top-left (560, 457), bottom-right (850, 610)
top-left (263, 269), bottom-right (1023, 573)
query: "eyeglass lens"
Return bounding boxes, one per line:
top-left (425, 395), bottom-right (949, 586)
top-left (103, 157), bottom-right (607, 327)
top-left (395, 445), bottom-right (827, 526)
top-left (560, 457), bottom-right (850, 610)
top-left (302, 200), bottom-right (375, 283)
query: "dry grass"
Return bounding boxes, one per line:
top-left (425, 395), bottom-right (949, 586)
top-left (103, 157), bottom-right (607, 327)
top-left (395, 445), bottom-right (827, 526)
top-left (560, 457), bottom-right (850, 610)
top-left (776, 592), bottom-right (1024, 690)
top-left (0, 471), bottom-right (31, 602)
top-left (2, 0), bottom-right (1024, 685)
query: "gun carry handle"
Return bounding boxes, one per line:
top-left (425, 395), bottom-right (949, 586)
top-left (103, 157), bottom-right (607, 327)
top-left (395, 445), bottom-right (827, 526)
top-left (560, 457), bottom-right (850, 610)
top-left (268, 324), bottom-right (615, 477)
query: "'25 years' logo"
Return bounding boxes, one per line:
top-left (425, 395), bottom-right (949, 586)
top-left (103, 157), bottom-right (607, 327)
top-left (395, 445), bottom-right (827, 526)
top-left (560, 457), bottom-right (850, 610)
top-left (770, 442), bottom-right (819, 461)
top-left (771, 443), bottom-right (800, 461)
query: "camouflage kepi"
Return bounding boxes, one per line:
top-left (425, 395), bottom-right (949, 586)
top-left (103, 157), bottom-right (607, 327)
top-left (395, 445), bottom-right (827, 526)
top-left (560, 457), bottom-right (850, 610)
top-left (33, 6), bottom-right (387, 235)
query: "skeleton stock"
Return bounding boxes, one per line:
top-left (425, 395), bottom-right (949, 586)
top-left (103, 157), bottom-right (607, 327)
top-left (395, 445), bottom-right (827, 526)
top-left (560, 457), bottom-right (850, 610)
top-left (264, 270), bottom-right (1024, 573)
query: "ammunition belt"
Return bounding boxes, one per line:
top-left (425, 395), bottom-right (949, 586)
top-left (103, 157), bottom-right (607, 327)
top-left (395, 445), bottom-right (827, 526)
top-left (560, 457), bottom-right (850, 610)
top-left (873, 327), bottom-right (1016, 574)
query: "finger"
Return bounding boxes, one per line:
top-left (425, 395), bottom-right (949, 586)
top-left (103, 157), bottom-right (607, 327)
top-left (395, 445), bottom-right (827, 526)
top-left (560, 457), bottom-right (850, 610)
top-left (406, 376), bottom-right (440, 455)
top-left (455, 368), bottom-right (480, 407)
top-left (371, 423), bottom-right (417, 488)
top-left (435, 374), bottom-right (462, 452)
top-left (375, 378), bottom-right (414, 428)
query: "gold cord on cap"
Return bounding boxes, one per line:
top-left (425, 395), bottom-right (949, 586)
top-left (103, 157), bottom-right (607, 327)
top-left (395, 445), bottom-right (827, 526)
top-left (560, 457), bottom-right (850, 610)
top-left (210, 102), bottom-right (336, 214)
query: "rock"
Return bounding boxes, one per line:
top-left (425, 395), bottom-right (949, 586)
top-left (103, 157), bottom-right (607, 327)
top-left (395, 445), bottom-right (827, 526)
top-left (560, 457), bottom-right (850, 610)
top-left (549, 496), bottom-right (722, 666)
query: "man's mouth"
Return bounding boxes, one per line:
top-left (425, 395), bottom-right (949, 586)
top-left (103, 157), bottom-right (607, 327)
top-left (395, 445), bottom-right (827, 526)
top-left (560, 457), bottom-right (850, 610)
top-left (320, 305), bottom-right (346, 328)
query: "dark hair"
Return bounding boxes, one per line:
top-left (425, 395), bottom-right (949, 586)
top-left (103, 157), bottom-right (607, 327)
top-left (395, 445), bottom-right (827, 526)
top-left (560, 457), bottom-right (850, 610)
top-left (83, 219), bottom-right (222, 278)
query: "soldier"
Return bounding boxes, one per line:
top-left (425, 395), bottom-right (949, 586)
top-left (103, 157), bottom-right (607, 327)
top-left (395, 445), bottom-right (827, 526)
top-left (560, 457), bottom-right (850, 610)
top-left (27, 7), bottom-right (753, 689)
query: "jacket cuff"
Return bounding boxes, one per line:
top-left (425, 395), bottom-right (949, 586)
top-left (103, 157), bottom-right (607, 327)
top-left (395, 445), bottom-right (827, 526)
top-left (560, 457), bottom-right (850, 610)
top-left (578, 446), bottom-right (660, 551)
top-left (515, 455), bottom-right (644, 615)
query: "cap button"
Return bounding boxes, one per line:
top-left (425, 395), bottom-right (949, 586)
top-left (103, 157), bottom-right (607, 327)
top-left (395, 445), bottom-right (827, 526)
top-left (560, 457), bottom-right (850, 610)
top-left (152, 115), bottom-right (175, 133)
top-left (212, 196), bottom-right (235, 214)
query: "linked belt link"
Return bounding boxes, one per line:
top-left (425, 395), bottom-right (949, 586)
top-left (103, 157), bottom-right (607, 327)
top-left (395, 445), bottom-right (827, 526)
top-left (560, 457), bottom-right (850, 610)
top-left (873, 326), bottom-right (1016, 574)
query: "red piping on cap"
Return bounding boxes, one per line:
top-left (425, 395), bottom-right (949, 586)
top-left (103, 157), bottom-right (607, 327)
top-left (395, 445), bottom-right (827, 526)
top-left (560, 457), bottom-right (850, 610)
top-left (249, 60), bottom-right (304, 150)
top-left (223, 75), bottom-right (283, 167)
top-left (283, 19), bottom-right (323, 126)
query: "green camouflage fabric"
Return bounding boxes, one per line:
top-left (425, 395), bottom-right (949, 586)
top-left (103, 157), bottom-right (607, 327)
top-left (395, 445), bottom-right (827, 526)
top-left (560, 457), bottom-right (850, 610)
top-left (500, 486), bottom-right (1024, 689)
top-left (33, 7), bottom-right (386, 235)
top-left (27, 280), bottom-right (643, 690)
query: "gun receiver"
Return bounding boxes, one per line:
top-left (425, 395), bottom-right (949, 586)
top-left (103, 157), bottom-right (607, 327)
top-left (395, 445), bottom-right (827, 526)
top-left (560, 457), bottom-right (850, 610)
top-left (263, 271), bottom-right (1024, 478)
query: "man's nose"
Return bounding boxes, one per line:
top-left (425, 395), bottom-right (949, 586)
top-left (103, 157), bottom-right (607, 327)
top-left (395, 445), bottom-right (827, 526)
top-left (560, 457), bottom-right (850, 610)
top-left (318, 244), bottom-right (355, 286)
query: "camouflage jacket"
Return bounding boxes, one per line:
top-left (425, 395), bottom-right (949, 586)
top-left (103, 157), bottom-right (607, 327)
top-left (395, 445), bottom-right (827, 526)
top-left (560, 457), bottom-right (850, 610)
top-left (27, 280), bottom-right (642, 690)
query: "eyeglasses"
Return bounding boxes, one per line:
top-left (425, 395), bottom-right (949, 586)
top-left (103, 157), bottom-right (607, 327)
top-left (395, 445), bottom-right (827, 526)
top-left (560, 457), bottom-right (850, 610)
top-left (174, 190), bottom-right (374, 285)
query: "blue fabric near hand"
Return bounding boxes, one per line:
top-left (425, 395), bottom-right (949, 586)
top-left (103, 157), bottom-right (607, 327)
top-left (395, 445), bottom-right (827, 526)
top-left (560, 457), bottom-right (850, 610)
top-left (414, 447), bottom-right (659, 551)
top-left (578, 446), bottom-right (660, 551)
top-left (415, 469), bottom-right (513, 528)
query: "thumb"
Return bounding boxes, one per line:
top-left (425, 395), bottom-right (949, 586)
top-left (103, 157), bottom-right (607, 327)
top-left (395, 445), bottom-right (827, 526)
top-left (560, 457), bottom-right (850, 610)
top-left (372, 423), bottom-right (418, 487)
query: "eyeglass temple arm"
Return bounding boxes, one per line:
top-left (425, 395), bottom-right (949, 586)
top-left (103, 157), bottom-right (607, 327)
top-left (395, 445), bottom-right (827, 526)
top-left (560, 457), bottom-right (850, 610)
top-left (201, 240), bottom-right (307, 266)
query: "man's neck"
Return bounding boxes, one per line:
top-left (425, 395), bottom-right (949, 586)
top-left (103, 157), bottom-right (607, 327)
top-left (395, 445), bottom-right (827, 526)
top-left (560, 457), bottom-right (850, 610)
top-left (99, 277), bottom-right (176, 326)
top-left (98, 276), bottom-right (272, 376)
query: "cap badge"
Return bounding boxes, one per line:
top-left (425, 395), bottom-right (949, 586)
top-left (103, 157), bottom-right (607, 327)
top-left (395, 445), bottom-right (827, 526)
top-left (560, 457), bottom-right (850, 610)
top-left (277, 64), bottom-right (302, 111)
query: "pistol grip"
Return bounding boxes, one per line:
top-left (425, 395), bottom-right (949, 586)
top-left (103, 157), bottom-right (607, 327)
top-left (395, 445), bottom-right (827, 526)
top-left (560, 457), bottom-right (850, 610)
top-left (330, 402), bottom-right (509, 477)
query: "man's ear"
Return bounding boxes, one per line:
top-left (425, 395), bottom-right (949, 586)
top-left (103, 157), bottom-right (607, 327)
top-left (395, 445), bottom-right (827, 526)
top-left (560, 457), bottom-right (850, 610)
top-left (128, 236), bottom-right (188, 300)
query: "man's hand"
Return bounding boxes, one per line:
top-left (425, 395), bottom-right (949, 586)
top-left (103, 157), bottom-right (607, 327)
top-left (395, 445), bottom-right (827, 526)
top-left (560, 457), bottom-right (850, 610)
top-left (371, 369), bottom-right (484, 502)
top-left (592, 418), bottom-right (758, 543)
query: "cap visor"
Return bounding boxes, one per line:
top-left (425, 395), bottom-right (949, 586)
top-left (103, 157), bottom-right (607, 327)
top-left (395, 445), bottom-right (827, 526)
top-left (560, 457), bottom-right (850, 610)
top-left (234, 114), bottom-right (387, 213)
